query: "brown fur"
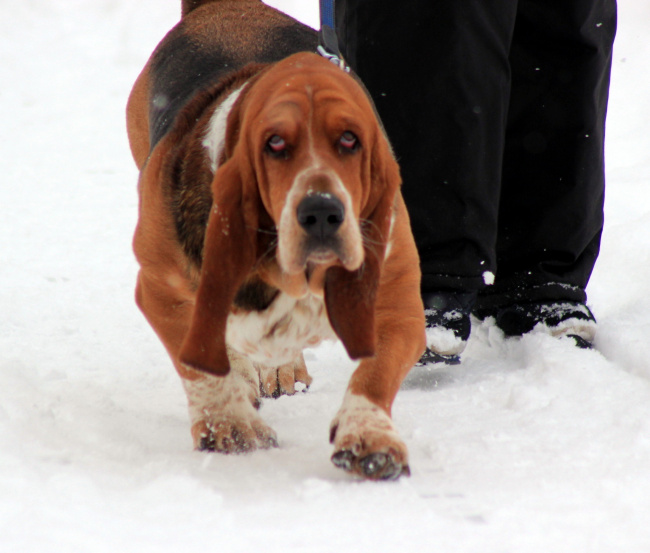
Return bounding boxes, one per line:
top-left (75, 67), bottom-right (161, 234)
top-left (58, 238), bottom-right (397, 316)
top-left (181, 0), bottom-right (219, 17)
top-left (127, 2), bottom-right (426, 480)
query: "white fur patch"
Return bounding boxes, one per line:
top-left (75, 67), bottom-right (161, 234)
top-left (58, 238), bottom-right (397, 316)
top-left (331, 390), bottom-right (400, 449)
top-left (202, 83), bottom-right (247, 173)
top-left (182, 351), bottom-right (258, 428)
top-left (181, 349), bottom-right (277, 451)
top-left (226, 292), bottom-right (336, 365)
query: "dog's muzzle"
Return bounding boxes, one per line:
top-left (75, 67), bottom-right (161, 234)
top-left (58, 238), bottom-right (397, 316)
top-left (296, 193), bottom-right (345, 259)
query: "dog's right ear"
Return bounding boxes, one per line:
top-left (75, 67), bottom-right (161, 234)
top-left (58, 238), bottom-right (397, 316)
top-left (178, 74), bottom-right (268, 376)
top-left (178, 156), bottom-right (259, 376)
top-left (178, 66), bottom-right (281, 376)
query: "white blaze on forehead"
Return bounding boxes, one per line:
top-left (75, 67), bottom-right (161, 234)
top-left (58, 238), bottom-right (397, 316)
top-left (202, 83), bottom-right (247, 173)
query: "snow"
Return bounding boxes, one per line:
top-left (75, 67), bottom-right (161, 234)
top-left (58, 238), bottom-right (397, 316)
top-left (1, 1), bottom-right (650, 551)
top-left (483, 270), bottom-right (495, 286)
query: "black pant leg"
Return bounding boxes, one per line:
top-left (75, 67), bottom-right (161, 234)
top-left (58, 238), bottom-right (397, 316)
top-left (479, 0), bottom-right (617, 309)
top-left (336, 0), bottom-right (518, 294)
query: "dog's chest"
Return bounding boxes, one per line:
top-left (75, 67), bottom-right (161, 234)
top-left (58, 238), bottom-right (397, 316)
top-left (226, 293), bottom-right (335, 365)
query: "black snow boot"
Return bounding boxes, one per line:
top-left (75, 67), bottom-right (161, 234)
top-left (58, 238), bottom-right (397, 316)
top-left (489, 301), bottom-right (597, 348)
top-left (418, 291), bottom-right (477, 365)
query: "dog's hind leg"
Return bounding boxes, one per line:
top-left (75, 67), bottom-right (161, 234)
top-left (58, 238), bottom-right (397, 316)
top-left (255, 354), bottom-right (313, 398)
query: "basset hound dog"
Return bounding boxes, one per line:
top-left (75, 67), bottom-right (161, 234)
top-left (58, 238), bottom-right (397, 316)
top-left (127, 0), bottom-right (425, 480)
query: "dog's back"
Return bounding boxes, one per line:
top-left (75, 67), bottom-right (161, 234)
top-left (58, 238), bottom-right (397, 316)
top-left (149, 0), bottom-right (317, 149)
top-left (181, 0), bottom-right (217, 15)
top-left (181, 0), bottom-right (230, 17)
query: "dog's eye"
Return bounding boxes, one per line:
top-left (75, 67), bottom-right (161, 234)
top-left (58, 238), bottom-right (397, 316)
top-left (339, 131), bottom-right (359, 153)
top-left (266, 135), bottom-right (288, 157)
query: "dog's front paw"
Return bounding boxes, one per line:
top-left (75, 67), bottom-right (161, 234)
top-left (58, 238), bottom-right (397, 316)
top-left (256, 357), bottom-right (313, 398)
top-left (329, 393), bottom-right (410, 481)
top-left (183, 363), bottom-right (278, 454)
top-left (191, 414), bottom-right (278, 454)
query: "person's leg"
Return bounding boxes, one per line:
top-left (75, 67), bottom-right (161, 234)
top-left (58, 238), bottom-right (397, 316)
top-left (336, 0), bottom-right (518, 360)
top-left (477, 0), bottom-right (617, 341)
top-left (337, 0), bottom-right (518, 291)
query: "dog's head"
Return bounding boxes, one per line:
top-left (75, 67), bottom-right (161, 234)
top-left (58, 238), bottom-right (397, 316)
top-left (180, 52), bottom-right (401, 375)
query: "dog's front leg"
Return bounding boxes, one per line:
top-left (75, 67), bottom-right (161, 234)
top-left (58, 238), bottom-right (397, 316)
top-left (183, 347), bottom-right (279, 453)
top-left (329, 217), bottom-right (426, 480)
top-left (135, 270), bottom-right (277, 453)
top-left (329, 323), bottom-right (422, 480)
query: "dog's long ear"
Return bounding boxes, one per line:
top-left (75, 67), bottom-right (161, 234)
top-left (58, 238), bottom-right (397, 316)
top-left (324, 130), bottom-right (401, 360)
top-left (178, 72), bottom-right (270, 376)
top-left (179, 155), bottom-right (259, 376)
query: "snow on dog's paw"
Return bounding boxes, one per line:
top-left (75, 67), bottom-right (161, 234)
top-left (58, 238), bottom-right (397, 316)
top-left (329, 392), bottom-right (410, 481)
top-left (255, 357), bottom-right (313, 398)
top-left (191, 416), bottom-right (278, 454)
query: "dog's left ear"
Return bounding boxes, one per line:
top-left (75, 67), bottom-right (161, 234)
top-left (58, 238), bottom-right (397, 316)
top-left (325, 130), bottom-right (401, 360)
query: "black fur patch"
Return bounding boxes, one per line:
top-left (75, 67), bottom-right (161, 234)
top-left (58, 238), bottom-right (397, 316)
top-left (169, 147), bottom-right (213, 268)
top-left (150, 27), bottom-right (238, 149)
top-left (234, 277), bottom-right (279, 311)
top-left (149, 17), bottom-right (317, 150)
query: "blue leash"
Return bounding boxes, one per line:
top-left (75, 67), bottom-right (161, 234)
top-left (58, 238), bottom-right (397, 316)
top-left (317, 0), bottom-right (349, 71)
top-left (320, 0), bottom-right (336, 28)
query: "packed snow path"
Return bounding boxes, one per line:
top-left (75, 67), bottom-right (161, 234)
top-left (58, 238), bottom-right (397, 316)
top-left (1, 1), bottom-right (650, 551)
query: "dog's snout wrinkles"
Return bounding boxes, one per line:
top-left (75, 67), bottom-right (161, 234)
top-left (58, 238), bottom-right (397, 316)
top-left (297, 194), bottom-right (345, 241)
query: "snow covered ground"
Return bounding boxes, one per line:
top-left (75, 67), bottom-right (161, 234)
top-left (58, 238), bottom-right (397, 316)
top-left (1, 1), bottom-right (649, 551)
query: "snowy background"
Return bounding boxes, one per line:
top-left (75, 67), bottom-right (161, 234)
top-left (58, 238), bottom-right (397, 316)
top-left (1, 1), bottom-right (650, 551)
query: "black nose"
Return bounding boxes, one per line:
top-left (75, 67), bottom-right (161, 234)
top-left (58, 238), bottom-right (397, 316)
top-left (296, 193), bottom-right (345, 240)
